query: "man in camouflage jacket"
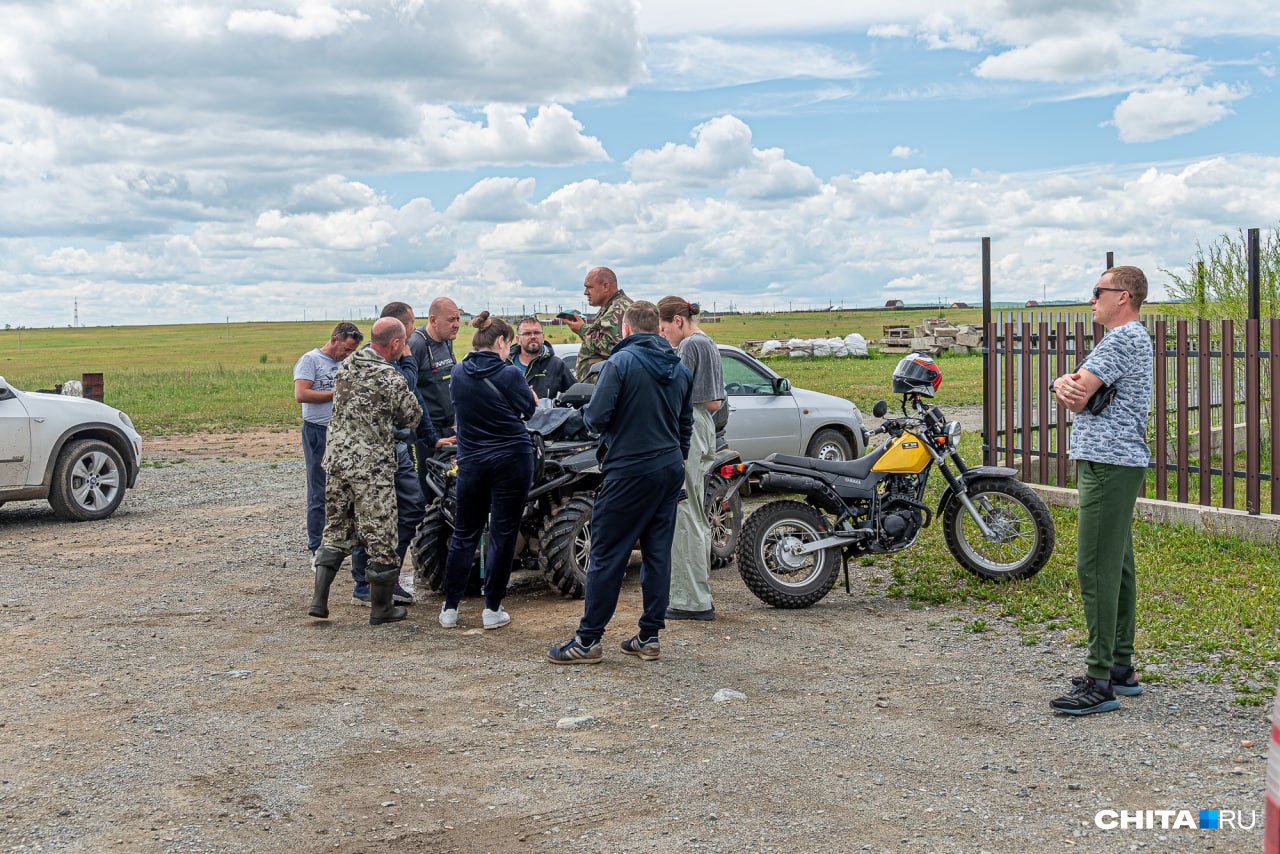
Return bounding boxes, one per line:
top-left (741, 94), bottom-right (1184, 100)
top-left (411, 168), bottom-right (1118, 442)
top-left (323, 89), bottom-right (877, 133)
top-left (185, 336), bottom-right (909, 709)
top-left (565, 266), bottom-right (633, 383)
top-left (309, 317), bottom-right (423, 626)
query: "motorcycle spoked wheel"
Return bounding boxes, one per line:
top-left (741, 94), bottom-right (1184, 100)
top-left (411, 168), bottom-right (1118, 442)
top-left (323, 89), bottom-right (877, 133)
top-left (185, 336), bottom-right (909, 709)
top-left (736, 500), bottom-right (841, 608)
top-left (410, 500), bottom-right (483, 596)
top-left (942, 477), bottom-right (1055, 581)
top-left (537, 494), bottom-right (594, 599)
top-left (704, 476), bottom-right (743, 569)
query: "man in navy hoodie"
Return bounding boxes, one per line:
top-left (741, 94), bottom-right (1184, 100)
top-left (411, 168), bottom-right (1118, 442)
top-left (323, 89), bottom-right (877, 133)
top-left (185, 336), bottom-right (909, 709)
top-left (547, 300), bottom-right (692, 665)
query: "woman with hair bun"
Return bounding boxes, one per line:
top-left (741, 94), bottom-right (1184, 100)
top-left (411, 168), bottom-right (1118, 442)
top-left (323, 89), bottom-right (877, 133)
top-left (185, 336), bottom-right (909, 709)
top-left (438, 311), bottom-right (536, 630)
top-left (656, 296), bottom-right (725, 621)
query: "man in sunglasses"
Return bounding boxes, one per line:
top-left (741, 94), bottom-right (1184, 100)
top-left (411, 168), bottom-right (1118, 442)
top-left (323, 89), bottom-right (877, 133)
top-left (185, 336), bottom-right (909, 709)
top-left (1048, 266), bottom-right (1153, 716)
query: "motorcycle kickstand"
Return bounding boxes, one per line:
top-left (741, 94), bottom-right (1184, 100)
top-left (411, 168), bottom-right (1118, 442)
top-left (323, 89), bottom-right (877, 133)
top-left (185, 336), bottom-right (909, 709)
top-left (841, 552), bottom-right (852, 595)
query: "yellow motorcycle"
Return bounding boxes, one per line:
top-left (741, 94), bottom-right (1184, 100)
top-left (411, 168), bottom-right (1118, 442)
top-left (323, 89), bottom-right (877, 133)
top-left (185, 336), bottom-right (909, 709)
top-left (722, 354), bottom-right (1055, 608)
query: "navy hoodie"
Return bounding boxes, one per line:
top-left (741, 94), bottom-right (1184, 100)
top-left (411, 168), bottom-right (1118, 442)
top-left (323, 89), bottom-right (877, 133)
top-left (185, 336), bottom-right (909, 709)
top-left (584, 333), bottom-right (692, 478)
top-left (449, 350), bottom-right (536, 465)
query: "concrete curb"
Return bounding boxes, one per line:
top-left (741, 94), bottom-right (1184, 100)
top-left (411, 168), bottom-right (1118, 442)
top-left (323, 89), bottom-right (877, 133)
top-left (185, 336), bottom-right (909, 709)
top-left (1029, 484), bottom-right (1280, 545)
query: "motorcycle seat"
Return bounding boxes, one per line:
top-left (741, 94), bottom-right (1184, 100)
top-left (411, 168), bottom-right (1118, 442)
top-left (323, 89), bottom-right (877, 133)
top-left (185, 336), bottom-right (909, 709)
top-left (766, 453), bottom-right (878, 480)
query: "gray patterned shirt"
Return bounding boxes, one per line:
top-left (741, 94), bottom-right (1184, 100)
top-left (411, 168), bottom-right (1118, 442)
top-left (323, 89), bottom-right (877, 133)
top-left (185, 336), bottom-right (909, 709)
top-left (1068, 320), bottom-right (1153, 468)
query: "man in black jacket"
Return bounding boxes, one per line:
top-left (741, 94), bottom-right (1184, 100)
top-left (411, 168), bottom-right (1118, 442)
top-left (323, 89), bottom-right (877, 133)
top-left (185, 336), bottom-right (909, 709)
top-left (410, 297), bottom-right (461, 480)
top-left (508, 316), bottom-right (575, 401)
top-left (547, 301), bottom-right (692, 665)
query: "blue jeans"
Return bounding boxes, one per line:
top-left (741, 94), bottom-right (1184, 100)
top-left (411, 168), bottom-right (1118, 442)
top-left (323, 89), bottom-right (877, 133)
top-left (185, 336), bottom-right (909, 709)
top-left (351, 443), bottom-right (427, 589)
top-left (301, 420), bottom-right (327, 552)
top-left (577, 461), bottom-right (684, 645)
top-left (442, 452), bottom-right (534, 611)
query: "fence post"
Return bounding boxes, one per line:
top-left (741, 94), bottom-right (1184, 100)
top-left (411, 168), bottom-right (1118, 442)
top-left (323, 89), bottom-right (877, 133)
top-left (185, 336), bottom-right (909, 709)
top-left (1246, 230), bottom-right (1262, 513)
top-left (982, 237), bottom-right (995, 466)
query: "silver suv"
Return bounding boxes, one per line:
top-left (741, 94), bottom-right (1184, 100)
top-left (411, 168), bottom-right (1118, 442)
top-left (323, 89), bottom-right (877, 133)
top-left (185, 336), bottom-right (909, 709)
top-left (0, 377), bottom-right (142, 520)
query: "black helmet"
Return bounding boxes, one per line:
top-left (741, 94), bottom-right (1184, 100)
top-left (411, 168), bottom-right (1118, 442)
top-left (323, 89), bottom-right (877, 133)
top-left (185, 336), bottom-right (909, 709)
top-left (892, 353), bottom-right (943, 397)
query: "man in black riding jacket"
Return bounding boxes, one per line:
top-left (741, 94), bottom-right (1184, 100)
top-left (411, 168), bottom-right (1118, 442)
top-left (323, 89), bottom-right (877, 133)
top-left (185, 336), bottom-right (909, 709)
top-left (508, 316), bottom-right (575, 402)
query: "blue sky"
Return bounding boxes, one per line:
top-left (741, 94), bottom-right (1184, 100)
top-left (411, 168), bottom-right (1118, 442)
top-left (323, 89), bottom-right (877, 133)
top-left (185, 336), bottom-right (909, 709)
top-left (2, 0), bottom-right (1279, 326)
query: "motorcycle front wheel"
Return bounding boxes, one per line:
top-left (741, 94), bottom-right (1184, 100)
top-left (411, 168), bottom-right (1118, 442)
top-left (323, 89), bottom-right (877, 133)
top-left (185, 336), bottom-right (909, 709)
top-left (736, 500), bottom-right (841, 608)
top-left (942, 477), bottom-right (1055, 581)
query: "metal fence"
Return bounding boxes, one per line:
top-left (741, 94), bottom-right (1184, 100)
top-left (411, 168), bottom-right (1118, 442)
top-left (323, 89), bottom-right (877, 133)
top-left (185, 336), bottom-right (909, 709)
top-left (982, 312), bottom-right (1280, 514)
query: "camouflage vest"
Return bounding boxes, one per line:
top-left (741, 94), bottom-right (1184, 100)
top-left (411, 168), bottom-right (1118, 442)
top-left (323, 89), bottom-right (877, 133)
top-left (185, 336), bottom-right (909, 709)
top-left (574, 289), bottom-right (633, 382)
top-left (323, 348), bottom-right (423, 475)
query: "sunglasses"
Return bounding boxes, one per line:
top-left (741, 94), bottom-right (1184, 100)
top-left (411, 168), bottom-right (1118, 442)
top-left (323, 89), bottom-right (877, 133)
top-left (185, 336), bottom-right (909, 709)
top-left (1092, 286), bottom-right (1127, 300)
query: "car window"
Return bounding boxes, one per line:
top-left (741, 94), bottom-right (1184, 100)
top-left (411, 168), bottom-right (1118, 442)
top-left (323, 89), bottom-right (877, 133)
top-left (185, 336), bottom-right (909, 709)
top-left (721, 353), bottom-right (776, 396)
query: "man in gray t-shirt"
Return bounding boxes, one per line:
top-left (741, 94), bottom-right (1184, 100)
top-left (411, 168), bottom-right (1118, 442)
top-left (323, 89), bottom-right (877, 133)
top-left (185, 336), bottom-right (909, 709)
top-left (293, 322), bottom-right (363, 555)
top-left (1049, 266), bottom-right (1152, 717)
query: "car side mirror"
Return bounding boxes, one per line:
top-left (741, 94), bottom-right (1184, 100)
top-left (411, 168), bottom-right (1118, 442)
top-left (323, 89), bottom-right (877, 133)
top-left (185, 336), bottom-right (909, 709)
top-left (872, 399), bottom-right (888, 418)
top-left (772, 377), bottom-right (791, 395)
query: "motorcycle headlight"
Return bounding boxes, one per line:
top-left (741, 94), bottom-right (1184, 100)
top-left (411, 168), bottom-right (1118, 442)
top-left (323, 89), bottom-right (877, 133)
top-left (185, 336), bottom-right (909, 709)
top-left (945, 420), bottom-right (962, 445)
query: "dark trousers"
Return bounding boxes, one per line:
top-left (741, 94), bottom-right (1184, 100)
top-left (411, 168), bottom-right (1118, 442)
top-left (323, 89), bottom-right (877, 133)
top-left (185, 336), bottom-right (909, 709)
top-left (441, 452), bottom-right (534, 611)
top-left (351, 443), bottom-right (427, 588)
top-left (1075, 459), bottom-right (1145, 680)
top-left (577, 461), bottom-right (684, 645)
top-left (301, 420), bottom-right (327, 552)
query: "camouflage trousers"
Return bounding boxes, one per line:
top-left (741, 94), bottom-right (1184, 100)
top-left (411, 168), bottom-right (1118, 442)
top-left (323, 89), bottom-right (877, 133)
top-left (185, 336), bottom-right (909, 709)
top-left (321, 469), bottom-right (399, 568)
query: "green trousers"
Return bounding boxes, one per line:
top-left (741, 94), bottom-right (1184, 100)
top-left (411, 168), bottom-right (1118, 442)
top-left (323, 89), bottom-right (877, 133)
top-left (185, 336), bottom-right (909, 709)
top-left (1075, 459), bottom-right (1145, 681)
top-left (669, 407), bottom-right (715, 612)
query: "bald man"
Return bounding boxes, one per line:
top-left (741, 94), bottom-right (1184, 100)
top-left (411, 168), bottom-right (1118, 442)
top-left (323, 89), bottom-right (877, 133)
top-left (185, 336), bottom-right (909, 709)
top-left (309, 316), bottom-right (423, 626)
top-left (564, 267), bottom-right (633, 383)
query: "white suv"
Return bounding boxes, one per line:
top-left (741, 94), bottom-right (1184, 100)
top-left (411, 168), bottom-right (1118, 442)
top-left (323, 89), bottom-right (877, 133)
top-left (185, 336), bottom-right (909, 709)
top-left (0, 376), bottom-right (142, 520)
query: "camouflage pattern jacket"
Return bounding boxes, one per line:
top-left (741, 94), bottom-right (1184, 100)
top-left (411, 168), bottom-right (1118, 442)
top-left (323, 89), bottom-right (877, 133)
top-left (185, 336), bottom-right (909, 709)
top-left (574, 289), bottom-right (633, 382)
top-left (323, 348), bottom-right (423, 477)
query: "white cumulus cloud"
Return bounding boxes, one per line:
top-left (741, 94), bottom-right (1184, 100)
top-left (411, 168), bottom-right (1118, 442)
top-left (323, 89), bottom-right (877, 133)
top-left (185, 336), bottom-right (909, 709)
top-left (226, 2), bottom-right (370, 40)
top-left (975, 33), bottom-right (1196, 83)
top-left (1112, 83), bottom-right (1248, 142)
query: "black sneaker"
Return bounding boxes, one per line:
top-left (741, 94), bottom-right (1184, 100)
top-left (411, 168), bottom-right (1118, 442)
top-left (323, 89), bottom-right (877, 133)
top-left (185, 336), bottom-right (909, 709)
top-left (546, 635), bottom-right (602, 665)
top-left (1051, 676), bottom-right (1119, 716)
top-left (1109, 665), bottom-right (1142, 696)
top-left (620, 634), bottom-right (660, 661)
top-left (1072, 666), bottom-right (1142, 697)
top-left (666, 606), bottom-right (715, 621)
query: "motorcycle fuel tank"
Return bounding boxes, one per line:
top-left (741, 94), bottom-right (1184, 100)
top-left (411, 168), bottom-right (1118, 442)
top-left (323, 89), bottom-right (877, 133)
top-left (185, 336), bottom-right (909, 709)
top-left (870, 431), bottom-right (932, 474)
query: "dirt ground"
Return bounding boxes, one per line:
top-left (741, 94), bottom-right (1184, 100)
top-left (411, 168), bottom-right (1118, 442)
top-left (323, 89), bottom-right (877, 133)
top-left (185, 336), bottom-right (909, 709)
top-left (0, 429), bottom-right (1270, 852)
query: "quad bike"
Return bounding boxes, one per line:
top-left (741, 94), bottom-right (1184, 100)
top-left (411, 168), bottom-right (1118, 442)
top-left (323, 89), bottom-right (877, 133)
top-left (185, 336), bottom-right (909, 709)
top-left (409, 392), bottom-right (602, 598)
top-left (411, 379), bottom-right (746, 599)
top-left (722, 353), bottom-right (1055, 608)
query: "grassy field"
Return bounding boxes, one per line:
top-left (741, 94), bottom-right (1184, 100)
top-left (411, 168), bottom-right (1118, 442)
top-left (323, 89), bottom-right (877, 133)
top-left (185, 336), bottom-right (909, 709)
top-left (0, 309), bottom-right (1000, 433)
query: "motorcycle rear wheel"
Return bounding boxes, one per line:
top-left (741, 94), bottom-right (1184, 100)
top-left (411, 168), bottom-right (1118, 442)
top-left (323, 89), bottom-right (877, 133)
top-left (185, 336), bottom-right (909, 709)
top-left (704, 475), bottom-right (743, 569)
top-left (537, 494), bottom-right (594, 599)
top-left (942, 477), bottom-right (1054, 581)
top-left (736, 500), bottom-right (841, 608)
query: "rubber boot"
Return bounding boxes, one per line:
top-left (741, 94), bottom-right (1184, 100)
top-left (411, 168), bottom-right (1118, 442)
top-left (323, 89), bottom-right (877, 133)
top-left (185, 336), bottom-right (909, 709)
top-left (367, 562), bottom-right (407, 624)
top-left (308, 546), bottom-right (345, 618)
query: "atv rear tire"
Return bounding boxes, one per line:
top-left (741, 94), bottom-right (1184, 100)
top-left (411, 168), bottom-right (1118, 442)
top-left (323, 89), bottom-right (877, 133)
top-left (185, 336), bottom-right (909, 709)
top-left (537, 494), bottom-right (594, 599)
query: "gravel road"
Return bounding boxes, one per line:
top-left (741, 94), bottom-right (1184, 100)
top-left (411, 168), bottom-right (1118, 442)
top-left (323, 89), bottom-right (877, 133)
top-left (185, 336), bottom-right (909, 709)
top-left (0, 430), bottom-right (1270, 852)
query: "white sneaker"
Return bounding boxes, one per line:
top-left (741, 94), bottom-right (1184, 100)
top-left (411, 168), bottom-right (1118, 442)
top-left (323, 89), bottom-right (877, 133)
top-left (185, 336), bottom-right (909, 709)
top-left (438, 606), bottom-right (458, 628)
top-left (482, 607), bottom-right (511, 630)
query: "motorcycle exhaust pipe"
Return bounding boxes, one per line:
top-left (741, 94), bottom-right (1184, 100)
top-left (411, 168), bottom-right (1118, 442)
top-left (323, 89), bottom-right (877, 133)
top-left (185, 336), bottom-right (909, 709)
top-left (758, 472), bottom-right (827, 494)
